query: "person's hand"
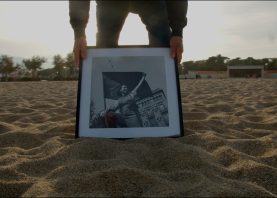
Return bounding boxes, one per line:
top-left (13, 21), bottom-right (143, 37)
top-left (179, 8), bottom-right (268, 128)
top-left (73, 37), bottom-right (87, 68)
top-left (142, 72), bottom-right (147, 78)
top-left (170, 36), bottom-right (183, 66)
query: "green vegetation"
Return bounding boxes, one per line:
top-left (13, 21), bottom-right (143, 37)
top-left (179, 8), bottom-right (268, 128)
top-left (1, 53), bottom-right (276, 80)
top-left (0, 51), bottom-right (79, 82)
top-left (179, 55), bottom-right (277, 75)
top-left (52, 51), bottom-right (78, 78)
top-left (52, 54), bottom-right (65, 76)
top-left (18, 77), bottom-right (41, 81)
top-left (22, 56), bottom-right (47, 79)
top-left (65, 51), bottom-right (78, 77)
top-left (38, 68), bottom-right (54, 77)
top-left (0, 55), bottom-right (21, 77)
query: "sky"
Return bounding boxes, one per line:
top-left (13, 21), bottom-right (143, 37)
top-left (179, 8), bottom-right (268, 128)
top-left (0, 1), bottom-right (276, 69)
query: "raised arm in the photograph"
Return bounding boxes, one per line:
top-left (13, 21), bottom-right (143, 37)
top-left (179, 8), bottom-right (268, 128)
top-left (131, 73), bottom-right (146, 96)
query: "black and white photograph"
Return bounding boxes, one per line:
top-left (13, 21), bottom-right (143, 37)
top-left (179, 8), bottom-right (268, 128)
top-left (76, 47), bottom-right (183, 138)
top-left (89, 56), bottom-right (169, 129)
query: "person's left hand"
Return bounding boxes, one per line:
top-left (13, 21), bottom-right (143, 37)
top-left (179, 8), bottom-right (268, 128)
top-left (170, 36), bottom-right (183, 66)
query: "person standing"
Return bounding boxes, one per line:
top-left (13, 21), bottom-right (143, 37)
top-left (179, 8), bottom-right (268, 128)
top-left (69, 1), bottom-right (188, 66)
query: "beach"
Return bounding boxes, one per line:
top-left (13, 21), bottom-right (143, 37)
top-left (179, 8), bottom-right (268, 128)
top-left (0, 79), bottom-right (277, 197)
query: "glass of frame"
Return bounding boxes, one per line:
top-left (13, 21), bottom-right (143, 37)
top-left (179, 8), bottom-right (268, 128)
top-left (75, 46), bottom-right (184, 139)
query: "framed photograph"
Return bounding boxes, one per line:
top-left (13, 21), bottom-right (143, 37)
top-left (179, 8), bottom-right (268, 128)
top-left (75, 46), bottom-right (184, 139)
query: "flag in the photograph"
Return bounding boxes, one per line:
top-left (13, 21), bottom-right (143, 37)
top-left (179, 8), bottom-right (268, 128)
top-left (102, 72), bottom-right (153, 100)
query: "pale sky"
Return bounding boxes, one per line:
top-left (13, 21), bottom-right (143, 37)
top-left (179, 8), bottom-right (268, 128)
top-left (0, 1), bottom-right (276, 69)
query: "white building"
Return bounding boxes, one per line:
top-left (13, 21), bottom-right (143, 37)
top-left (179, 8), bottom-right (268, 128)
top-left (264, 70), bottom-right (277, 79)
top-left (181, 68), bottom-right (277, 79)
top-left (227, 65), bottom-right (264, 78)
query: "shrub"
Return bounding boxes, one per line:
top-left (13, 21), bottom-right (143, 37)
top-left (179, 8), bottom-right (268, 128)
top-left (20, 77), bottom-right (34, 81)
top-left (53, 75), bottom-right (64, 81)
top-left (0, 76), bottom-right (15, 82)
top-left (0, 76), bottom-right (7, 82)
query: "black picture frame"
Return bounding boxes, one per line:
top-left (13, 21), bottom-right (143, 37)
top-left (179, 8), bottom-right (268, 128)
top-left (75, 46), bottom-right (184, 139)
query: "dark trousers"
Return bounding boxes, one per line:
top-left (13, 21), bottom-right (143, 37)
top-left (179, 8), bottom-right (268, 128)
top-left (96, 1), bottom-right (171, 47)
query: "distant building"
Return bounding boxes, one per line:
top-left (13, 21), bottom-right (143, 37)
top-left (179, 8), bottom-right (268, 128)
top-left (228, 65), bottom-right (264, 78)
top-left (184, 68), bottom-right (277, 79)
top-left (136, 88), bottom-right (169, 127)
top-left (264, 70), bottom-right (277, 79)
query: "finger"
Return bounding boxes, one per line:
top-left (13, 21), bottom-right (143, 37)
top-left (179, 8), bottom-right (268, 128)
top-left (170, 43), bottom-right (176, 58)
top-left (81, 43), bottom-right (87, 59)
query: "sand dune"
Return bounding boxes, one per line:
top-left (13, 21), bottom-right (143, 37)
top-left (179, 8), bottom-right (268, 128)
top-left (0, 79), bottom-right (277, 197)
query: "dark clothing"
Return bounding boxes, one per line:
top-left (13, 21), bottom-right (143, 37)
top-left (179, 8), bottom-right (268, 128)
top-left (103, 92), bottom-right (142, 128)
top-left (96, 1), bottom-right (171, 47)
top-left (69, 1), bottom-right (188, 44)
top-left (102, 112), bottom-right (127, 128)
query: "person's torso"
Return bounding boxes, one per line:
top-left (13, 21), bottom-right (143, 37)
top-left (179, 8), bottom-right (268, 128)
top-left (118, 94), bottom-right (137, 116)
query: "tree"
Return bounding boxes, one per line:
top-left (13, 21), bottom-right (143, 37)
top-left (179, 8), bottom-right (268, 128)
top-left (267, 58), bottom-right (277, 70)
top-left (205, 56), bottom-right (217, 70)
top-left (38, 68), bottom-right (55, 77)
top-left (193, 60), bottom-right (206, 71)
top-left (65, 51), bottom-right (78, 77)
top-left (205, 54), bottom-right (229, 71)
top-left (0, 55), bottom-right (20, 76)
top-left (52, 54), bottom-right (65, 77)
top-left (179, 55), bottom-right (277, 73)
top-left (226, 57), bottom-right (242, 66)
top-left (180, 60), bottom-right (206, 74)
top-left (22, 56), bottom-right (47, 79)
top-left (16, 64), bottom-right (27, 77)
top-left (242, 57), bottom-right (260, 65)
top-left (215, 54), bottom-right (229, 71)
top-left (261, 58), bottom-right (269, 64)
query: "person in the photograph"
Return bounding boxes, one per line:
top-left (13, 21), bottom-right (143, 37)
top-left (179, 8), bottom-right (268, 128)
top-left (69, 1), bottom-right (188, 66)
top-left (101, 73), bottom-right (147, 128)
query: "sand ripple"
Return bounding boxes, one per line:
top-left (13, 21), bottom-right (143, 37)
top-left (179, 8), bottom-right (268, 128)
top-left (0, 80), bottom-right (277, 197)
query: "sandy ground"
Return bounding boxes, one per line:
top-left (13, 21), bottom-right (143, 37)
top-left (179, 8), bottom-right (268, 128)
top-left (0, 79), bottom-right (277, 197)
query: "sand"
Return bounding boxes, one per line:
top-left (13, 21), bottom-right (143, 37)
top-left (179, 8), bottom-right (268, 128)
top-left (0, 79), bottom-right (277, 197)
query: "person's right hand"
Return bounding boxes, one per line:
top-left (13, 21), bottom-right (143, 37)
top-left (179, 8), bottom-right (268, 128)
top-left (73, 37), bottom-right (87, 68)
top-left (142, 72), bottom-right (147, 78)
